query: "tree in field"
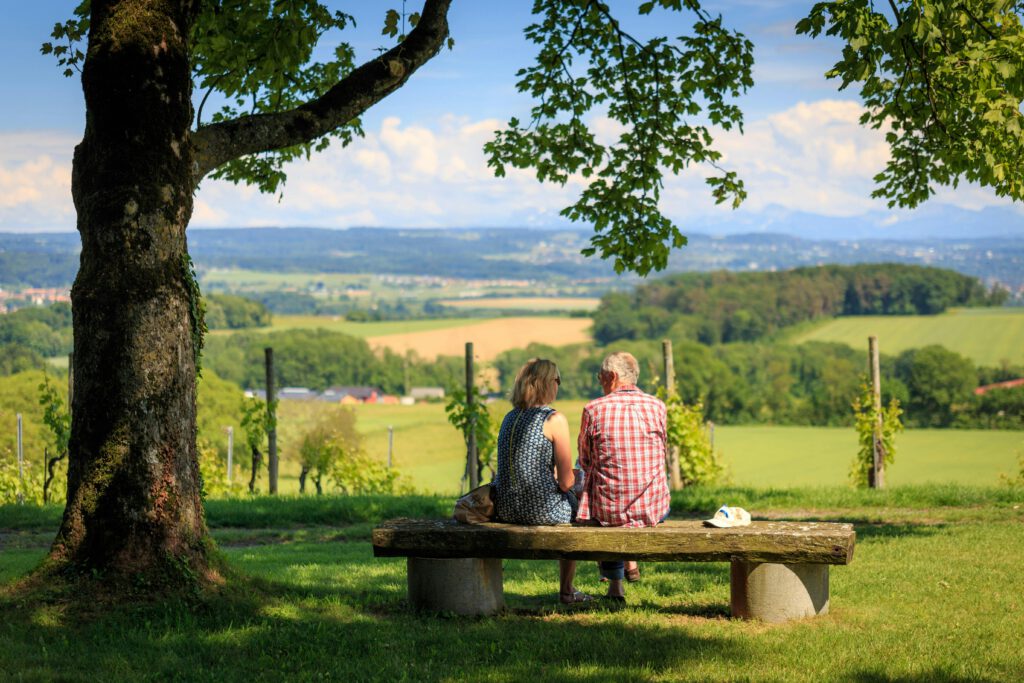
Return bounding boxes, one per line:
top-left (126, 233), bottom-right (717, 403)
top-left (297, 409), bottom-right (361, 495)
top-left (38, 376), bottom-right (71, 505)
top-left (40, 0), bottom-right (1023, 588)
top-left (240, 396), bottom-right (274, 495)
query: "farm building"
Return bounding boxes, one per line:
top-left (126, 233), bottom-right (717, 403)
top-left (410, 387), bottom-right (445, 401)
top-left (322, 386), bottom-right (386, 404)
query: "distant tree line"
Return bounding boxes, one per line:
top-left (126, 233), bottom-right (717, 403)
top-left (0, 298), bottom-right (272, 373)
top-left (0, 302), bottom-right (73, 373)
top-left (223, 289), bottom-right (454, 320)
top-left (494, 340), bottom-right (1024, 430)
top-left (204, 293), bottom-right (272, 329)
top-left (0, 251), bottom-right (80, 289)
top-left (593, 264), bottom-right (1008, 345)
top-left (202, 328), bottom-right (464, 395)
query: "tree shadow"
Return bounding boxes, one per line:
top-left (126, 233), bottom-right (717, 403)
top-left (850, 671), bottom-right (1001, 683)
top-left (848, 522), bottom-right (946, 542)
top-left (1, 548), bottom-right (747, 682)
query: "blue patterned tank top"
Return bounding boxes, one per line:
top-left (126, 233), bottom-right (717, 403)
top-left (492, 406), bottom-right (573, 525)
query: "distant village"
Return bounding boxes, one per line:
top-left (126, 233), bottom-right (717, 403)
top-left (245, 385), bottom-right (446, 405)
top-left (0, 287), bottom-right (70, 312)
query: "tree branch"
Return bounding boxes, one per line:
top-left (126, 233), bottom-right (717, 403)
top-left (958, 3), bottom-right (998, 40)
top-left (192, 0), bottom-right (452, 184)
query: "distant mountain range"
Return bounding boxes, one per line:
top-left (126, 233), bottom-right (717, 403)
top-left (677, 204), bottom-right (1024, 241)
top-left (1, 227), bottom-right (1022, 295)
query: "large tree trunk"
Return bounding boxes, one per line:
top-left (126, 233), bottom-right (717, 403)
top-left (49, 0), bottom-right (211, 582)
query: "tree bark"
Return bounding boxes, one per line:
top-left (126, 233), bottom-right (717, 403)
top-left (248, 446), bottom-right (262, 495)
top-left (46, 0), bottom-right (452, 588)
top-left (50, 0), bottom-right (209, 580)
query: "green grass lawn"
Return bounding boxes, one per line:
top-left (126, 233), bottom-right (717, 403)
top-left (789, 307), bottom-right (1024, 366)
top-left (2, 489), bottom-right (1022, 681)
top-left (347, 402), bottom-right (1024, 495)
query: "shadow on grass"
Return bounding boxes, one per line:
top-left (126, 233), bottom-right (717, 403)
top-left (0, 543), bottom-right (747, 681)
top-left (850, 522), bottom-right (946, 542)
top-left (851, 671), bottom-right (1001, 683)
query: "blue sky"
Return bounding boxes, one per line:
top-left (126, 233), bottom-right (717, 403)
top-left (1, 1), bottom-right (1021, 238)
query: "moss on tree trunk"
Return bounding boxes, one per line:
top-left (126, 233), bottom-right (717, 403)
top-left (48, 0), bottom-right (214, 585)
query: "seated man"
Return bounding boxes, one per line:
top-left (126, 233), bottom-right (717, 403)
top-left (576, 351), bottom-right (670, 602)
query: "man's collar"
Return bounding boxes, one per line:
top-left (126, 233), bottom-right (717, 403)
top-left (611, 384), bottom-right (640, 393)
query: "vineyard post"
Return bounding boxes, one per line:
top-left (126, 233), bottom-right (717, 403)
top-left (663, 339), bottom-right (683, 490)
top-left (868, 336), bottom-right (885, 489)
top-left (265, 347), bottom-right (278, 495)
top-left (466, 342), bottom-right (479, 489)
top-left (16, 413), bottom-right (24, 504)
top-left (387, 425), bottom-right (394, 468)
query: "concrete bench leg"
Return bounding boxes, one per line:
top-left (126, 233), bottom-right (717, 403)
top-left (407, 557), bottom-right (504, 616)
top-left (730, 561), bottom-right (829, 622)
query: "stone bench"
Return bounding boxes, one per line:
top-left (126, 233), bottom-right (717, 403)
top-left (372, 518), bottom-right (855, 622)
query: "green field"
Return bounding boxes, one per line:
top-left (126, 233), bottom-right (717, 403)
top-left (199, 268), bottom-right (607, 303)
top-left (344, 402), bottom-right (1023, 494)
top-left (2, 489), bottom-right (1023, 681)
top-left (437, 296), bottom-right (601, 311)
top-left (208, 314), bottom-right (489, 339)
top-left (790, 307), bottom-right (1024, 366)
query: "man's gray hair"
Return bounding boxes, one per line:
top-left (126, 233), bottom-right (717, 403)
top-left (602, 351), bottom-right (640, 385)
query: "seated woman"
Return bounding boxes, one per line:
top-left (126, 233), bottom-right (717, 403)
top-left (492, 358), bottom-right (590, 604)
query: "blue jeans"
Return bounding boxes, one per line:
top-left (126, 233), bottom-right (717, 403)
top-left (599, 508), bottom-right (670, 580)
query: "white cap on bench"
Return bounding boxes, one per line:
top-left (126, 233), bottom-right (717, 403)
top-left (704, 505), bottom-right (751, 528)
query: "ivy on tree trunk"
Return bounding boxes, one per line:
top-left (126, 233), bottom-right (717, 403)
top-left (52, 0), bottom-right (208, 579)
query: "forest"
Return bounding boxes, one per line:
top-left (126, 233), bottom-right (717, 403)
top-left (593, 263), bottom-right (1008, 345)
top-left (493, 339), bottom-right (1024, 429)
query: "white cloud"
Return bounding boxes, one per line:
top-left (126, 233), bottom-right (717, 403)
top-left (661, 99), bottom-right (1017, 221)
top-left (190, 114), bottom-right (579, 229)
top-left (1, 106), bottom-right (1018, 234)
top-left (0, 131), bottom-right (76, 231)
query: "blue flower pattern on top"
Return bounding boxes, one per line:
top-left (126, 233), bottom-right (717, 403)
top-left (492, 406), bottom-right (573, 525)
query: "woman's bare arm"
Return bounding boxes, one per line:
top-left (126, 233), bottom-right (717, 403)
top-left (545, 411), bottom-right (575, 492)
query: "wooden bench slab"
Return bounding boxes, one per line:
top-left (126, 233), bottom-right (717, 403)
top-left (374, 518), bottom-right (855, 620)
top-left (372, 519), bottom-right (855, 565)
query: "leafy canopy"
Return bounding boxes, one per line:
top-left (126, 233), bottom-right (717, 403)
top-left (797, 0), bottom-right (1024, 207)
top-left (486, 0), bottom-right (753, 275)
top-left (44, 0), bottom-right (363, 195)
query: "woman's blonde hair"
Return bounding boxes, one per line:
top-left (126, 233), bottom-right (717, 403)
top-left (511, 358), bottom-right (560, 409)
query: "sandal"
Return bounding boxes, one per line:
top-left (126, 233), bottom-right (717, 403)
top-left (559, 590), bottom-right (595, 605)
top-left (626, 565), bottom-right (641, 583)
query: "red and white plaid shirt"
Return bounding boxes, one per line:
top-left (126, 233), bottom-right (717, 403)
top-left (576, 385), bottom-right (670, 528)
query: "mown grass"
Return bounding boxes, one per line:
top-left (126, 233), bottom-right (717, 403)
top-left (789, 307), bottom-right (1024, 366)
top-left (1, 489), bottom-right (1022, 681)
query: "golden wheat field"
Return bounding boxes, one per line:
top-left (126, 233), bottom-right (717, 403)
top-left (365, 316), bottom-right (592, 360)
